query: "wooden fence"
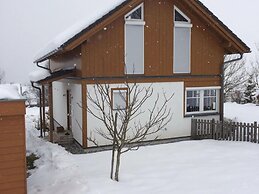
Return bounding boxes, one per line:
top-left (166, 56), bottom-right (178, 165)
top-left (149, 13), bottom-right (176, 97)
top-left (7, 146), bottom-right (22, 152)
top-left (191, 119), bottom-right (259, 143)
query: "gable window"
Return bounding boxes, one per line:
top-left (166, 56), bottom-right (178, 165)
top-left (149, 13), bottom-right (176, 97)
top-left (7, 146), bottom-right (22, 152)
top-left (112, 88), bottom-right (128, 110)
top-left (186, 87), bottom-right (220, 115)
top-left (174, 7), bottom-right (192, 74)
top-left (125, 4), bottom-right (145, 74)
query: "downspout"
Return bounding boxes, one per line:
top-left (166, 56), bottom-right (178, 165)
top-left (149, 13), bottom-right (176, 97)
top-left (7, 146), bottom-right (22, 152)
top-left (220, 53), bottom-right (243, 121)
top-left (31, 81), bottom-right (43, 138)
top-left (37, 59), bottom-right (52, 73)
top-left (35, 59), bottom-right (52, 137)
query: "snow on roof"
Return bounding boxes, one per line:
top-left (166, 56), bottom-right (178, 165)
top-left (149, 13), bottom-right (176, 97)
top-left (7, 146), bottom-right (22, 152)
top-left (34, 0), bottom-right (250, 63)
top-left (34, 0), bottom-right (126, 62)
top-left (0, 84), bottom-right (22, 100)
top-left (29, 61), bottom-right (51, 82)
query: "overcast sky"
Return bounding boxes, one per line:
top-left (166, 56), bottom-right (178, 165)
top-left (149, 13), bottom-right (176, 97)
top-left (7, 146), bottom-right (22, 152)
top-left (0, 0), bottom-right (258, 84)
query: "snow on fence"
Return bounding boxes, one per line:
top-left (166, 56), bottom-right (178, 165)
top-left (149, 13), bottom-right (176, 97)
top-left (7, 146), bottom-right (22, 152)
top-left (191, 119), bottom-right (259, 143)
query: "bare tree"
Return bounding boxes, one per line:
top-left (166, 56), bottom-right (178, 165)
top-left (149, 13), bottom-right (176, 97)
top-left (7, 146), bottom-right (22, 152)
top-left (85, 82), bottom-right (173, 181)
top-left (0, 68), bottom-right (5, 84)
top-left (22, 86), bottom-right (41, 107)
top-left (224, 55), bottom-right (248, 100)
top-left (248, 59), bottom-right (259, 88)
top-left (249, 43), bottom-right (259, 88)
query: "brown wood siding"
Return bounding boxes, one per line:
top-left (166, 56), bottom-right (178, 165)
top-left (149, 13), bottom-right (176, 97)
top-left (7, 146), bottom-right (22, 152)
top-left (0, 100), bottom-right (27, 194)
top-left (81, 17), bottom-right (125, 77)
top-left (145, 0), bottom-right (174, 76)
top-left (50, 47), bottom-right (82, 76)
top-left (174, 1), bottom-right (225, 75)
top-left (80, 0), bottom-right (225, 80)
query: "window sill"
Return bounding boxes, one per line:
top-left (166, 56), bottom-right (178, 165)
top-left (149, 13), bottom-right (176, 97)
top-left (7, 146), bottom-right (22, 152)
top-left (124, 73), bottom-right (145, 77)
top-left (173, 73), bottom-right (191, 75)
top-left (184, 112), bottom-right (220, 118)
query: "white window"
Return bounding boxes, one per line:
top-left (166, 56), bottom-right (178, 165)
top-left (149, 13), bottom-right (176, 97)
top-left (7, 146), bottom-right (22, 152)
top-left (125, 4), bottom-right (145, 74)
top-left (186, 87), bottom-right (220, 115)
top-left (112, 89), bottom-right (128, 110)
top-left (174, 7), bottom-right (192, 74)
top-left (203, 90), bottom-right (217, 111)
top-left (186, 90), bottom-right (200, 112)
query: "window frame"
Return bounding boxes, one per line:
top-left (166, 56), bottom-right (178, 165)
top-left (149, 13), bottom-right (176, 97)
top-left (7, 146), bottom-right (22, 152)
top-left (185, 87), bottom-right (220, 116)
top-left (203, 89), bottom-right (217, 112)
top-left (125, 3), bottom-right (144, 22)
top-left (124, 3), bottom-right (145, 75)
top-left (173, 6), bottom-right (192, 74)
top-left (111, 88), bottom-right (129, 111)
top-left (174, 6), bottom-right (191, 25)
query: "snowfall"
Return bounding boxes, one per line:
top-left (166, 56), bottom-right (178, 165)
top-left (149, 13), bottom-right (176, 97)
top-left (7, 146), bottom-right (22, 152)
top-left (26, 103), bottom-right (259, 194)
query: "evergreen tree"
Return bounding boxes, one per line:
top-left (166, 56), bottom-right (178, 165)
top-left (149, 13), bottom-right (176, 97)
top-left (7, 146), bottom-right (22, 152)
top-left (244, 77), bottom-right (256, 103)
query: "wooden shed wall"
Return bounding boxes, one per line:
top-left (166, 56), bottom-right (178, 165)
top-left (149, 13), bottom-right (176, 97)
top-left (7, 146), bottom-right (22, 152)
top-left (80, 0), bottom-right (225, 79)
top-left (0, 100), bottom-right (27, 194)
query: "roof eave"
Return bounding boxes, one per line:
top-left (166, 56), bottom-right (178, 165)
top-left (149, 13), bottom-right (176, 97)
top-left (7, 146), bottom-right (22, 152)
top-left (36, 69), bottom-right (77, 84)
top-left (34, 47), bottom-right (63, 63)
top-left (34, 0), bottom-right (134, 63)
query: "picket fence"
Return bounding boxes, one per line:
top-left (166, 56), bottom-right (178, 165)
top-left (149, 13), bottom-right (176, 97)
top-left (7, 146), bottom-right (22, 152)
top-left (191, 119), bottom-right (259, 143)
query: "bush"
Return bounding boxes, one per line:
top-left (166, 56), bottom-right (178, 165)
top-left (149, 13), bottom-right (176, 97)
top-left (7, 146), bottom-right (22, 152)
top-left (26, 153), bottom-right (39, 170)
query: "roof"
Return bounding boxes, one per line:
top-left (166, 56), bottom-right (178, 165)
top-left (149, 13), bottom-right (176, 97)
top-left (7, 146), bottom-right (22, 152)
top-left (34, 0), bottom-right (127, 63)
top-left (37, 69), bottom-right (77, 84)
top-left (193, 0), bottom-right (250, 53)
top-left (34, 0), bottom-right (251, 63)
top-left (0, 84), bottom-right (22, 100)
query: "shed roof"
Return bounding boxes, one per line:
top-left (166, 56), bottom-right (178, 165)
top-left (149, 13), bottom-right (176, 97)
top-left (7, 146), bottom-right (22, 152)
top-left (0, 84), bottom-right (22, 100)
top-left (34, 0), bottom-right (251, 63)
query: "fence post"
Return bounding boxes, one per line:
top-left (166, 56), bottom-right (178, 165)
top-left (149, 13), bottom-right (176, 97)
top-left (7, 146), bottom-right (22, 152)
top-left (216, 120), bottom-right (221, 140)
top-left (254, 122), bottom-right (258, 143)
top-left (221, 119), bottom-right (224, 140)
top-left (237, 122), bottom-right (241, 141)
top-left (191, 119), bottom-right (197, 140)
top-left (250, 123), bottom-right (253, 143)
top-left (211, 119), bottom-right (215, 139)
top-left (234, 122), bottom-right (237, 141)
top-left (243, 123), bottom-right (247, 142)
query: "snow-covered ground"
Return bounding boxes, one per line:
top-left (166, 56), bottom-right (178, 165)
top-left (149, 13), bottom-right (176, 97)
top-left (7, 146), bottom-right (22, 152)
top-left (224, 102), bottom-right (259, 123)
top-left (26, 104), bottom-right (259, 194)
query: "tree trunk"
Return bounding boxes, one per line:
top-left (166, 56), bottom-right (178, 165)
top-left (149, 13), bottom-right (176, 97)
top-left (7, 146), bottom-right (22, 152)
top-left (114, 149), bottom-right (121, 182)
top-left (111, 113), bottom-right (118, 180)
top-left (110, 145), bottom-right (115, 180)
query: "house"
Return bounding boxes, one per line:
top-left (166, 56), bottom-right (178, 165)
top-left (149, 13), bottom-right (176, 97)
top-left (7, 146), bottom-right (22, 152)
top-left (32, 0), bottom-right (250, 149)
top-left (0, 85), bottom-right (27, 194)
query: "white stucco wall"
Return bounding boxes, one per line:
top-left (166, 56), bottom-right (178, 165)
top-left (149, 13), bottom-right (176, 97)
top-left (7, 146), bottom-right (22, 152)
top-left (53, 81), bottom-right (68, 129)
top-left (70, 83), bottom-right (83, 145)
top-left (87, 82), bottom-right (220, 147)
